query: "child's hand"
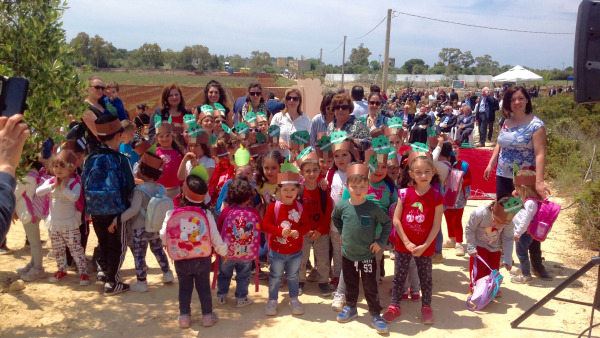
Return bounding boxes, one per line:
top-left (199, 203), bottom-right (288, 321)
top-left (503, 263), bottom-right (511, 271)
top-left (290, 230), bottom-right (299, 239)
top-left (411, 244), bottom-right (427, 257)
top-left (318, 178), bottom-right (328, 190)
top-left (403, 241), bottom-right (416, 252)
top-left (279, 140), bottom-right (289, 150)
top-left (108, 222), bottom-right (117, 234)
top-left (184, 152), bottom-right (196, 161)
top-left (469, 252), bottom-right (478, 258)
top-left (222, 257), bottom-right (228, 264)
top-left (370, 242), bottom-right (381, 253)
top-left (134, 178), bottom-right (144, 185)
top-left (281, 228), bottom-right (291, 238)
top-left (309, 230), bottom-right (321, 240)
top-left (514, 236), bottom-right (519, 242)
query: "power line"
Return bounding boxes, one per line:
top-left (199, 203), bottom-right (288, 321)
top-left (352, 15), bottom-right (387, 40)
top-left (393, 10), bottom-right (574, 35)
top-left (324, 40), bottom-right (344, 54)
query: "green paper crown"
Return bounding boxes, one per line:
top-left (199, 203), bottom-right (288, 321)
top-left (503, 197), bottom-right (523, 214)
top-left (244, 111), bottom-right (257, 123)
top-left (280, 158), bottom-right (298, 173)
top-left (213, 103), bottom-right (225, 112)
top-left (330, 131), bottom-right (348, 145)
top-left (257, 111), bottom-right (268, 120)
top-left (222, 124), bottom-right (233, 134)
top-left (290, 130), bottom-right (310, 145)
top-left (154, 114), bottom-right (163, 128)
top-left (267, 125), bottom-right (280, 137)
top-left (200, 105), bottom-right (214, 114)
top-left (357, 116), bottom-right (367, 124)
top-left (297, 146), bottom-right (312, 160)
top-left (234, 122), bottom-right (249, 134)
top-left (411, 142), bottom-right (429, 152)
top-left (367, 153), bottom-right (378, 173)
top-left (387, 117), bottom-right (403, 129)
top-left (234, 145), bottom-right (250, 167)
top-left (147, 143), bottom-right (158, 155)
top-left (372, 135), bottom-right (391, 154)
top-left (255, 132), bottom-right (268, 144)
top-left (190, 164), bottom-right (208, 183)
top-left (317, 135), bottom-right (332, 151)
top-left (183, 115), bottom-right (196, 124)
top-left (187, 122), bottom-right (203, 137)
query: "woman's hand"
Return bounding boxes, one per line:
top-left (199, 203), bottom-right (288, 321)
top-left (536, 180), bottom-right (550, 199)
top-left (279, 140), bottom-right (288, 150)
top-left (483, 165), bottom-right (493, 181)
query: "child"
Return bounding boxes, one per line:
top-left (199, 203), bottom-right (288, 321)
top-left (465, 194), bottom-right (515, 292)
top-left (161, 172), bottom-right (227, 328)
top-left (262, 171), bottom-right (310, 316)
top-left (120, 152), bottom-right (173, 292)
top-left (37, 150), bottom-right (89, 285)
top-left (298, 155), bottom-right (333, 296)
top-left (177, 136), bottom-right (215, 183)
top-left (255, 150), bottom-right (284, 216)
top-left (511, 169), bottom-right (547, 283)
top-left (104, 81), bottom-right (128, 121)
top-left (216, 177), bottom-right (260, 307)
top-left (197, 106), bottom-right (216, 136)
top-left (332, 164), bottom-right (392, 334)
top-left (208, 135), bottom-right (236, 205)
top-left (384, 155), bottom-right (443, 325)
top-left (216, 164), bottom-right (256, 213)
top-left (119, 120), bottom-right (139, 167)
top-left (155, 122), bottom-right (185, 199)
top-left (82, 115), bottom-right (135, 295)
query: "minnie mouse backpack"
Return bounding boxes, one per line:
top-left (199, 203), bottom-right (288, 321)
top-left (164, 206), bottom-right (212, 260)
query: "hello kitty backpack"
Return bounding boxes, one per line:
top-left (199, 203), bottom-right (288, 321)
top-left (164, 206), bottom-right (212, 261)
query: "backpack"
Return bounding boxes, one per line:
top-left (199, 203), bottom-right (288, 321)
top-left (274, 200), bottom-right (303, 222)
top-left (18, 169), bottom-right (51, 223)
top-left (442, 161), bottom-right (465, 208)
top-left (82, 148), bottom-right (129, 215)
top-left (49, 174), bottom-right (85, 214)
top-left (135, 184), bottom-right (174, 233)
top-left (164, 206), bottom-right (212, 261)
top-left (387, 188), bottom-right (406, 244)
top-left (525, 198), bottom-right (561, 242)
top-left (447, 161), bottom-right (471, 209)
top-left (467, 256), bottom-right (503, 311)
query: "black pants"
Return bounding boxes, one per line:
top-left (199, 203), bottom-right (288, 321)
top-left (66, 220), bottom-right (89, 266)
top-left (342, 256), bottom-right (382, 316)
top-left (487, 115), bottom-right (495, 141)
top-left (92, 214), bottom-right (127, 284)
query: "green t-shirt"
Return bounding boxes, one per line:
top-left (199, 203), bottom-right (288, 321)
top-left (332, 199), bottom-right (392, 262)
top-left (340, 180), bottom-right (397, 236)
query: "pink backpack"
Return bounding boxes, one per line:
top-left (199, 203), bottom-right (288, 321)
top-left (467, 256), bottom-right (503, 311)
top-left (442, 162), bottom-right (464, 207)
top-left (164, 206), bottom-right (212, 261)
top-left (525, 198), bottom-right (561, 242)
top-left (48, 175), bottom-right (85, 214)
top-left (21, 169), bottom-right (51, 223)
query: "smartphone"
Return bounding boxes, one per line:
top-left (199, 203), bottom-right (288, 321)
top-left (0, 76), bottom-right (29, 117)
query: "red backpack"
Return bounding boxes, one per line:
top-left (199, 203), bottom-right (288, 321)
top-left (525, 198), bottom-right (561, 242)
top-left (49, 174), bottom-right (85, 214)
top-left (442, 161), bottom-right (465, 208)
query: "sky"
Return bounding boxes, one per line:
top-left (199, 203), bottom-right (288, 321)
top-left (60, 0), bottom-right (580, 71)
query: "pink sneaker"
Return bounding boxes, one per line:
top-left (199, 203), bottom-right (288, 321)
top-left (382, 305), bottom-right (401, 323)
top-left (49, 270), bottom-right (67, 282)
top-left (410, 291), bottom-right (421, 302)
top-left (202, 312), bottom-right (218, 327)
top-left (401, 292), bottom-right (409, 300)
top-left (178, 315), bottom-right (190, 328)
top-left (421, 305), bottom-right (434, 324)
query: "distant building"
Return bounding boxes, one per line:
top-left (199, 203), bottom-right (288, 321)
top-left (289, 59), bottom-right (311, 72)
top-left (388, 58), bottom-right (395, 68)
top-left (277, 58), bottom-right (287, 68)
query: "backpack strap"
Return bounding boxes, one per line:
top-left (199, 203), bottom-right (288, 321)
top-left (319, 188), bottom-right (328, 214)
top-left (274, 200), bottom-right (282, 223)
top-left (326, 168), bottom-right (335, 192)
top-left (134, 185), bottom-right (153, 217)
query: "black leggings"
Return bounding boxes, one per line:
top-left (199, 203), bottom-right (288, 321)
top-left (391, 252), bottom-right (433, 307)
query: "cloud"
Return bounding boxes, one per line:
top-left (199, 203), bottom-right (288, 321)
top-left (61, 0), bottom-right (580, 70)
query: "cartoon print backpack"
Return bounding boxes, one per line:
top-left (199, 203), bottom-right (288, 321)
top-left (18, 169), bottom-right (51, 223)
top-left (164, 206), bottom-right (212, 260)
top-left (135, 184), bottom-right (174, 233)
top-left (525, 198), bottom-right (561, 242)
top-left (467, 256), bottom-right (503, 311)
top-left (82, 148), bottom-right (128, 215)
top-left (442, 161), bottom-right (465, 208)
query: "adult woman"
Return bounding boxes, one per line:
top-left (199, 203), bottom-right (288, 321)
top-left (408, 106), bottom-right (433, 144)
top-left (239, 83), bottom-right (269, 126)
top-left (326, 93), bottom-right (371, 151)
top-left (365, 92), bottom-right (388, 130)
top-left (483, 86), bottom-right (552, 280)
top-left (81, 76), bottom-right (108, 153)
top-left (269, 88), bottom-right (311, 157)
top-left (148, 83), bottom-right (190, 143)
top-left (310, 91), bottom-right (336, 148)
top-left (203, 80), bottom-right (231, 125)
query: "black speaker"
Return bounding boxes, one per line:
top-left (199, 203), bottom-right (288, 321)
top-left (574, 0), bottom-right (600, 103)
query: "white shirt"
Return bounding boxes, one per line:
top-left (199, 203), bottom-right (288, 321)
top-left (270, 112), bottom-right (311, 156)
top-left (351, 100), bottom-right (368, 118)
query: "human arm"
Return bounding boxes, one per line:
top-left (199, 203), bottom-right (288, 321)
top-left (62, 179), bottom-right (80, 202)
top-left (206, 210), bottom-right (227, 256)
top-left (112, 98), bottom-right (128, 121)
top-left (462, 114), bottom-right (475, 130)
top-left (501, 220), bottom-right (515, 269)
top-left (412, 204), bottom-right (442, 257)
top-left (512, 200), bottom-right (538, 239)
top-left (82, 110), bottom-right (99, 137)
top-left (484, 143), bottom-right (501, 181)
top-left (261, 203), bottom-right (283, 237)
top-left (120, 188), bottom-right (144, 223)
top-left (159, 209), bottom-right (173, 243)
top-left (375, 208), bottom-right (392, 248)
top-left (532, 126), bottom-right (550, 199)
top-left (178, 153), bottom-right (194, 181)
top-left (331, 204), bottom-right (343, 234)
top-left (465, 207), bottom-right (483, 256)
top-left (147, 107), bottom-right (161, 144)
top-left (315, 195), bottom-right (334, 238)
top-left (392, 197), bottom-right (416, 252)
top-left (35, 178), bottom-right (53, 197)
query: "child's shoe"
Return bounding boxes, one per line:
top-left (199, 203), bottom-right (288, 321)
top-left (371, 315), bottom-right (389, 334)
top-left (298, 282), bottom-right (305, 296)
top-left (104, 282), bottom-right (130, 296)
top-left (235, 297), bottom-right (253, 308)
top-left (96, 271), bottom-right (107, 283)
top-left (510, 268), bottom-right (521, 276)
top-left (421, 305), bottom-right (434, 324)
top-left (336, 305), bottom-right (358, 323)
top-left (511, 274), bottom-right (533, 284)
top-left (201, 312), bottom-right (218, 327)
top-left (306, 268), bottom-right (319, 282)
top-left (410, 291), bottom-right (421, 302)
top-left (442, 238), bottom-right (456, 248)
top-left (289, 298), bottom-right (304, 315)
top-left (382, 305), bottom-right (401, 322)
top-left (49, 270), bottom-right (67, 282)
top-left (319, 283), bottom-right (331, 297)
top-left (130, 280), bottom-right (149, 292)
top-left (331, 292), bottom-right (346, 312)
top-left (79, 273), bottom-right (90, 286)
top-left (265, 299), bottom-right (278, 316)
top-left (401, 291), bottom-right (409, 300)
top-left (455, 244), bottom-right (465, 257)
top-left (217, 296), bottom-right (227, 305)
top-left (0, 245), bottom-right (12, 255)
top-left (16, 262), bottom-right (33, 274)
top-left (432, 253), bottom-right (443, 264)
top-left (20, 267), bottom-right (45, 282)
top-left (178, 314), bottom-right (191, 329)
top-left (163, 270), bottom-right (174, 283)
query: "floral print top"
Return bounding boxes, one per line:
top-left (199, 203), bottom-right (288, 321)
top-left (496, 116), bottom-right (545, 178)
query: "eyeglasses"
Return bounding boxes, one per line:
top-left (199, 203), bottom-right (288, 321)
top-left (368, 101), bottom-right (382, 106)
top-left (90, 85), bottom-right (105, 91)
top-left (333, 104), bottom-right (350, 111)
top-left (286, 96), bottom-right (300, 102)
top-left (249, 92), bottom-right (262, 97)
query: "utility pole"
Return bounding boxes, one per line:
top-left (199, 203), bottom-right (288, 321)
top-left (382, 9), bottom-right (392, 96)
top-left (341, 35), bottom-right (346, 89)
top-left (319, 48), bottom-right (323, 80)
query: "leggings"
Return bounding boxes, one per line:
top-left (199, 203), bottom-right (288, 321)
top-left (50, 228), bottom-right (87, 275)
top-left (132, 227), bottom-right (170, 281)
top-left (330, 222), bottom-right (342, 279)
top-left (391, 251), bottom-right (433, 307)
top-left (23, 222), bottom-right (43, 269)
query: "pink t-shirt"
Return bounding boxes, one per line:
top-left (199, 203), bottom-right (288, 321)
top-left (156, 147), bottom-right (183, 188)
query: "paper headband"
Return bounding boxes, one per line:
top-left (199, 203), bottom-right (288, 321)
top-left (182, 181), bottom-right (206, 204)
top-left (277, 172), bottom-right (300, 185)
top-left (141, 152), bottom-right (164, 170)
top-left (133, 140), bottom-right (152, 156)
top-left (347, 163), bottom-right (370, 178)
top-left (95, 119), bottom-right (123, 136)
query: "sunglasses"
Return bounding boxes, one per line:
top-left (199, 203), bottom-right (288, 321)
top-left (215, 119), bottom-right (225, 124)
top-left (286, 96), bottom-right (300, 102)
top-left (248, 127), bottom-right (260, 133)
top-left (368, 101), bottom-right (382, 106)
top-left (91, 85), bottom-right (105, 90)
top-left (249, 92), bottom-right (262, 97)
top-left (333, 104), bottom-right (350, 111)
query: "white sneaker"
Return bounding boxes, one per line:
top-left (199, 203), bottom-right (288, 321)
top-left (442, 239), bottom-right (456, 248)
top-left (455, 244), bottom-right (465, 256)
top-left (163, 270), bottom-right (174, 283)
top-left (265, 299), bottom-right (277, 316)
top-left (331, 292), bottom-right (346, 312)
top-left (21, 267), bottom-right (45, 282)
top-left (16, 262), bottom-right (33, 274)
top-left (289, 298), bottom-right (304, 315)
top-left (130, 280), bottom-right (149, 292)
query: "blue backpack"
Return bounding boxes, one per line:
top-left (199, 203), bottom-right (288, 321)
top-left (83, 147), bottom-right (129, 215)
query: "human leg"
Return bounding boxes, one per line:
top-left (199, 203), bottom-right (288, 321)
top-left (216, 257), bottom-right (235, 298)
top-left (478, 116), bottom-right (488, 145)
top-left (341, 256), bottom-right (360, 309)
top-left (132, 228), bottom-right (149, 281)
top-left (330, 226), bottom-right (342, 279)
top-left (413, 256), bottom-right (433, 306)
top-left (390, 251), bottom-right (411, 307)
top-left (359, 258), bottom-right (382, 316)
top-left (63, 228), bottom-right (88, 275)
top-left (22, 222), bottom-right (42, 269)
top-left (50, 230), bottom-right (67, 271)
top-left (314, 234), bottom-right (331, 284)
top-left (192, 257), bottom-right (213, 316)
top-left (516, 233), bottom-right (534, 276)
top-left (233, 260), bottom-right (253, 299)
top-left (175, 260), bottom-right (194, 316)
top-left (299, 235), bottom-right (313, 284)
top-left (268, 250), bottom-right (286, 301)
top-left (148, 233), bottom-right (170, 274)
top-left (285, 251), bottom-right (303, 299)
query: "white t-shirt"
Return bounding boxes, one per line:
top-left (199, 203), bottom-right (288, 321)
top-left (329, 170), bottom-right (347, 233)
top-left (351, 100), bottom-right (368, 118)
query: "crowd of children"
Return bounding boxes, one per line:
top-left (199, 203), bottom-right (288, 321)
top-left (8, 79), bottom-right (559, 334)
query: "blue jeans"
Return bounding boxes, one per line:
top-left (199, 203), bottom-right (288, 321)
top-left (516, 233), bottom-right (534, 276)
top-left (217, 257), bottom-right (253, 299)
top-left (268, 250), bottom-right (302, 301)
top-left (174, 257), bottom-right (212, 316)
top-left (478, 112), bottom-right (489, 144)
top-left (435, 229), bottom-right (443, 254)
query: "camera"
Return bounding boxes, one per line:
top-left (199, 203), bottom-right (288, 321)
top-left (0, 76), bottom-right (29, 117)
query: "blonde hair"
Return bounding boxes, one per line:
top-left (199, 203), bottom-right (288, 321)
top-left (514, 170), bottom-right (542, 200)
top-left (282, 88), bottom-right (303, 115)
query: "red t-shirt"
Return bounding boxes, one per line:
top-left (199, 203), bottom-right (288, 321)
top-left (156, 147), bottom-right (183, 188)
top-left (302, 187), bottom-right (333, 235)
top-left (395, 186), bottom-right (443, 257)
top-left (263, 201), bottom-right (310, 255)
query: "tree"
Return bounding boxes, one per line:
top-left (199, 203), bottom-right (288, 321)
top-left (179, 44), bottom-right (211, 71)
top-left (69, 32), bottom-right (90, 66)
top-left (402, 58), bottom-right (426, 74)
top-left (349, 43), bottom-right (371, 68)
top-left (459, 51), bottom-right (474, 69)
top-left (474, 54), bottom-right (499, 74)
top-left (89, 34), bottom-right (110, 68)
top-left (438, 48), bottom-right (462, 67)
top-left (162, 49), bottom-right (179, 70)
top-left (134, 43), bottom-right (163, 69)
top-left (228, 54), bottom-right (246, 70)
top-left (249, 50), bottom-right (271, 73)
top-left (0, 0), bottom-right (85, 177)
top-left (370, 60), bottom-right (381, 71)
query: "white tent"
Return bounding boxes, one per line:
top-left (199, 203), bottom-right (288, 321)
top-left (492, 65), bottom-right (542, 83)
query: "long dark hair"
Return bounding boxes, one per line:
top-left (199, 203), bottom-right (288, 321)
top-left (203, 80), bottom-right (229, 111)
top-left (160, 83), bottom-right (186, 112)
top-left (255, 150), bottom-right (284, 189)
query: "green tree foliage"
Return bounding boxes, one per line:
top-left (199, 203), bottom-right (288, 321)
top-left (132, 43), bottom-right (163, 69)
top-left (249, 50), bottom-right (271, 73)
top-left (89, 34), bottom-right (111, 68)
top-left (438, 48), bottom-right (462, 67)
top-left (179, 45), bottom-right (211, 71)
top-left (402, 58), bottom-right (426, 74)
top-left (370, 60), bottom-right (381, 71)
top-left (0, 0), bottom-right (85, 177)
top-left (349, 43), bottom-right (371, 70)
top-left (69, 32), bottom-right (90, 66)
top-left (228, 54), bottom-right (246, 71)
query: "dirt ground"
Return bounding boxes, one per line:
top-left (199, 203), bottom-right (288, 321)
top-left (0, 195), bottom-right (597, 338)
